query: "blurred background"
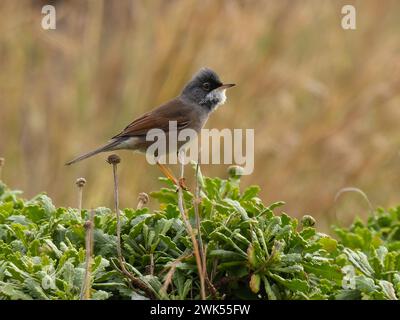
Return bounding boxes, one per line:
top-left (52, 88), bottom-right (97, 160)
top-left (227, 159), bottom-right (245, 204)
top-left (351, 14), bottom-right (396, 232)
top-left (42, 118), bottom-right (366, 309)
top-left (1, 0), bottom-right (400, 231)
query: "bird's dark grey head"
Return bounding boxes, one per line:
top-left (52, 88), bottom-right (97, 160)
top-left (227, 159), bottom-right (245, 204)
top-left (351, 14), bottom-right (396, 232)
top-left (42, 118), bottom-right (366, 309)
top-left (181, 67), bottom-right (235, 111)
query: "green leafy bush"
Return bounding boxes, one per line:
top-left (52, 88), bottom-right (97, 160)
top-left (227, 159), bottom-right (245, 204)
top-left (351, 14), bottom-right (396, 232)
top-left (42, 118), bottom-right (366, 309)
top-left (0, 173), bottom-right (399, 300)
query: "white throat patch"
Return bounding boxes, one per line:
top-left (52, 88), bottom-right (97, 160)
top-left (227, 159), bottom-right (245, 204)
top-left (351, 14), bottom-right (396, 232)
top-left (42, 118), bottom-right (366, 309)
top-left (204, 88), bottom-right (227, 111)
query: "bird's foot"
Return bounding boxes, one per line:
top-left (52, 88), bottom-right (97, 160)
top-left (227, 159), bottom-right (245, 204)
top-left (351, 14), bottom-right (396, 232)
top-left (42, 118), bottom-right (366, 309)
top-left (178, 177), bottom-right (188, 191)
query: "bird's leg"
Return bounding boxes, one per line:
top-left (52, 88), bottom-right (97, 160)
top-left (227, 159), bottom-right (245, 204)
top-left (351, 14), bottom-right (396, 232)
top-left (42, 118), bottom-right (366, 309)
top-left (156, 162), bottom-right (179, 187)
top-left (178, 177), bottom-right (187, 191)
top-left (177, 150), bottom-right (188, 191)
top-left (156, 162), bottom-right (188, 191)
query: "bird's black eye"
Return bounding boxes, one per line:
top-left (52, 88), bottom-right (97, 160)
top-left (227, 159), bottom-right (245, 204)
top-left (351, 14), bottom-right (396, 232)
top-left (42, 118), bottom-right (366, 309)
top-left (202, 82), bottom-right (210, 91)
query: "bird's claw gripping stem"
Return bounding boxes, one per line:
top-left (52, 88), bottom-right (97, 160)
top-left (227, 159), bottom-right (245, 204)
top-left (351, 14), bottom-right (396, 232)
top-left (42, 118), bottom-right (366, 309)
top-left (178, 177), bottom-right (188, 191)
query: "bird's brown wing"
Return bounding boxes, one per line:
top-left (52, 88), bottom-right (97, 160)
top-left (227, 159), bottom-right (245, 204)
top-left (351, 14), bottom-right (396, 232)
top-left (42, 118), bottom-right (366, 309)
top-left (112, 98), bottom-right (192, 139)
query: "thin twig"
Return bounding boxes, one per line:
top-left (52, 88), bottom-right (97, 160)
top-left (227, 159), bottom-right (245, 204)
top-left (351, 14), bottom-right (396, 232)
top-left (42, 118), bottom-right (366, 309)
top-left (177, 151), bottom-right (206, 299)
top-left (80, 209), bottom-right (95, 300)
top-left (161, 252), bottom-right (191, 296)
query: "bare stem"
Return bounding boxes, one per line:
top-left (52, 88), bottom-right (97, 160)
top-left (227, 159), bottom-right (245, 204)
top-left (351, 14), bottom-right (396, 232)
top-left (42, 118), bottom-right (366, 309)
top-left (76, 178), bottom-right (86, 213)
top-left (78, 189), bottom-right (83, 212)
top-left (108, 155), bottom-right (124, 265)
top-left (194, 160), bottom-right (217, 298)
top-left (107, 154), bottom-right (155, 299)
top-left (112, 164), bottom-right (123, 259)
top-left (161, 252), bottom-right (191, 296)
top-left (177, 151), bottom-right (206, 300)
top-left (149, 253), bottom-right (154, 276)
top-left (80, 209), bottom-right (95, 300)
top-left (194, 161), bottom-right (205, 267)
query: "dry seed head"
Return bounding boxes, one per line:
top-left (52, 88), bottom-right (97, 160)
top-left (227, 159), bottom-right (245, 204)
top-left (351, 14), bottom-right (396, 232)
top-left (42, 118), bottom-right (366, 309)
top-left (76, 177), bottom-right (87, 188)
top-left (0, 158), bottom-right (4, 167)
top-left (138, 192), bottom-right (149, 205)
top-left (227, 165), bottom-right (244, 179)
top-left (301, 215), bottom-right (316, 227)
top-left (84, 220), bottom-right (93, 229)
top-left (107, 154), bottom-right (121, 165)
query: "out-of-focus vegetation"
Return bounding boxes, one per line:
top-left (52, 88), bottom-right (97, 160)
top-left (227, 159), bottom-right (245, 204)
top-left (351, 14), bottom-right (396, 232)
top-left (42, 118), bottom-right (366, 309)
top-left (1, 172), bottom-right (399, 300)
top-left (1, 1), bottom-right (400, 230)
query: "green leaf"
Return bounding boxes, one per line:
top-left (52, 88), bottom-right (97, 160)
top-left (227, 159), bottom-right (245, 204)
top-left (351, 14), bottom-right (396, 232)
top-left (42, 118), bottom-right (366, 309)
top-left (268, 273), bottom-right (309, 293)
top-left (92, 290), bottom-right (110, 300)
top-left (319, 237), bottom-right (338, 253)
top-left (209, 249), bottom-right (246, 261)
top-left (241, 186), bottom-right (260, 201)
top-left (355, 275), bottom-right (376, 293)
top-left (262, 276), bottom-right (277, 300)
top-left (23, 205), bottom-right (46, 223)
top-left (344, 248), bottom-right (374, 277)
top-left (379, 280), bottom-right (398, 300)
top-left (44, 239), bottom-right (62, 258)
top-left (210, 231), bottom-right (247, 256)
top-left (159, 234), bottom-right (183, 255)
top-left (223, 199), bottom-right (249, 221)
top-left (335, 290), bottom-right (362, 300)
top-left (0, 282), bottom-right (33, 300)
top-left (303, 261), bottom-right (343, 281)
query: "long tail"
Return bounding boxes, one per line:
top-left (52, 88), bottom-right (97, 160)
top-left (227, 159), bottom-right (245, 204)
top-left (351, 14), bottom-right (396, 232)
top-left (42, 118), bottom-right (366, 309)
top-left (65, 139), bottom-right (123, 165)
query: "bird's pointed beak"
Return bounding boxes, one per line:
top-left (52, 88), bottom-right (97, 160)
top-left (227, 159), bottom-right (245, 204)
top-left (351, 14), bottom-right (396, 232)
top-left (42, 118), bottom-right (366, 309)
top-left (219, 83), bottom-right (236, 89)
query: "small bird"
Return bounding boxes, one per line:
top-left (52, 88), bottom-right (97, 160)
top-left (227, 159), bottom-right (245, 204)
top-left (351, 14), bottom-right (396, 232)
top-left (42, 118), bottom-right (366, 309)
top-left (66, 67), bottom-right (235, 185)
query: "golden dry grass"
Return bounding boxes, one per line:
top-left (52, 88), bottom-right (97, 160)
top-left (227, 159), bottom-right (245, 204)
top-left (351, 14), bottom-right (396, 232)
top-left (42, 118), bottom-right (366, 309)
top-left (1, 0), bottom-right (400, 230)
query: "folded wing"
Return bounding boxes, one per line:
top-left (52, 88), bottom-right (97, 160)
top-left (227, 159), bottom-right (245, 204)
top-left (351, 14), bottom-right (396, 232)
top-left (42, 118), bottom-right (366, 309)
top-left (112, 98), bottom-right (192, 139)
